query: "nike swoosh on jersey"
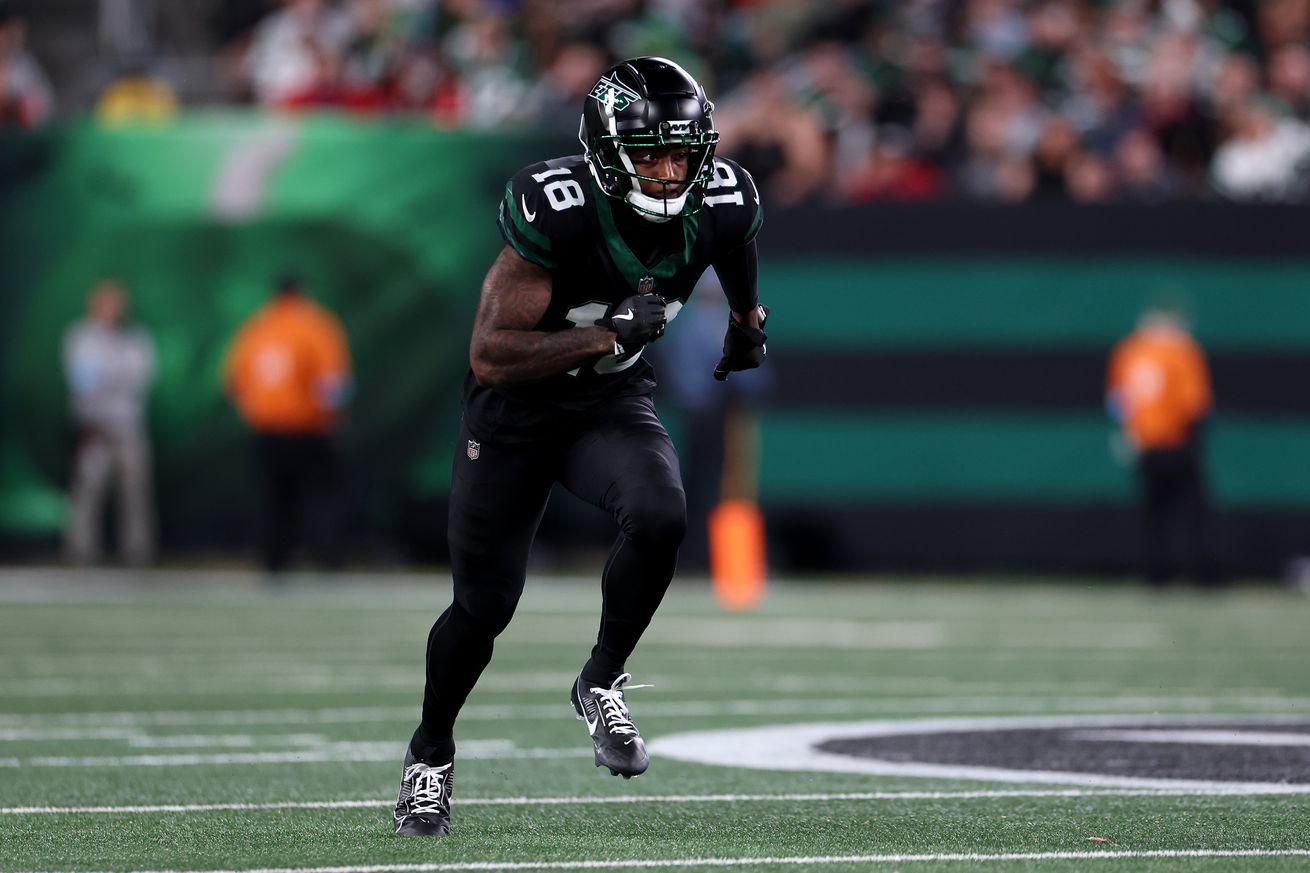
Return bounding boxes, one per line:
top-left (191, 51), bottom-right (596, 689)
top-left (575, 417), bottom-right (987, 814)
top-left (521, 195), bottom-right (536, 222)
top-left (612, 309), bottom-right (635, 321)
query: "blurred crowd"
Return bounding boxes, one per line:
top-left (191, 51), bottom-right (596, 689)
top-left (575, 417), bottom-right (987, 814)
top-left (7, 0), bottom-right (1310, 203)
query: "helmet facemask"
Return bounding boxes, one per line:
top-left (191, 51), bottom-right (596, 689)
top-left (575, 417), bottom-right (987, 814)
top-left (600, 127), bottom-right (719, 222)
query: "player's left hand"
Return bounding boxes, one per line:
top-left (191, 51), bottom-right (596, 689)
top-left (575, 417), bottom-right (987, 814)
top-left (596, 293), bottom-right (668, 351)
top-left (714, 304), bottom-right (769, 381)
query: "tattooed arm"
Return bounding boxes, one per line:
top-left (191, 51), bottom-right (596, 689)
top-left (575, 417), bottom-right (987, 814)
top-left (469, 246), bottom-right (616, 388)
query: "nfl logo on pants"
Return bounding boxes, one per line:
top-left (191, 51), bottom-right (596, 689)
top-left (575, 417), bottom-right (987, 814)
top-left (466, 440), bottom-right (480, 460)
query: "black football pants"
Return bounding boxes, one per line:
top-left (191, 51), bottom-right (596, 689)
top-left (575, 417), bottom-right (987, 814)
top-left (253, 433), bottom-right (342, 573)
top-left (1138, 443), bottom-right (1224, 587)
top-left (415, 394), bottom-right (686, 759)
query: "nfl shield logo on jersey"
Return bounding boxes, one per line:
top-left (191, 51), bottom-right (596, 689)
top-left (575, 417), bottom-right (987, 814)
top-left (467, 440), bottom-right (481, 460)
top-left (638, 275), bottom-right (655, 295)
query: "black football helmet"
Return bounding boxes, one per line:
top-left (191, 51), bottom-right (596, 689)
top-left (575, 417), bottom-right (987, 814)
top-left (579, 56), bottom-right (719, 222)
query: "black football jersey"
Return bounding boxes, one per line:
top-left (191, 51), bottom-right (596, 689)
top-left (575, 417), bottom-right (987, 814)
top-left (462, 153), bottom-right (761, 441)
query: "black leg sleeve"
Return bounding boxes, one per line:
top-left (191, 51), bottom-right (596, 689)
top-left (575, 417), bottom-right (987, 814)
top-left (559, 395), bottom-right (687, 684)
top-left (417, 421), bottom-right (555, 755)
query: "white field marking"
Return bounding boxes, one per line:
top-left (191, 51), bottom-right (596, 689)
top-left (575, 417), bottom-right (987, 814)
top-left (0, 569), bottom-right (607, 613)
top-left (0, 667), bottom-right (664, 696)
top-left (650, 714), bottom-right (1310, 793)
top-left (124, 733), bottom-right (328, 749)
top-left (513, 619), bottom-right (949, 650)
top-left (11, 849), bottom-right (1310, 871)
top-left (0, 675), bottom-right (424, 697)
top-left (636, 619), bottom-right (1167, 651)
top-left (1074, 728), bottom-right (1310, 747)
top-left (6, 787), bottom-right (1310, 816)
top-left (0, 741), bottom-right (590, 768)
top-left (0, 728), bottom-right (330, 745)
top-left (3, 697), bottom-right (1310, 729)
top-left (0, 727), bottom-right (152, 742)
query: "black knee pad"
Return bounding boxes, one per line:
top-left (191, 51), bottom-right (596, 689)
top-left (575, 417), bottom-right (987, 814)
top-left (452, 587), bottom-right (520, 638)
top-left (621, 486), bottom-right (687, 547)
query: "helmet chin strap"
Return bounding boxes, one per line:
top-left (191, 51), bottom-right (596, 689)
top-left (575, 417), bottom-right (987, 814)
top-left (616, 145), bottom-right (689, 222)
top-left (625, 186), bottom-right (688, 223)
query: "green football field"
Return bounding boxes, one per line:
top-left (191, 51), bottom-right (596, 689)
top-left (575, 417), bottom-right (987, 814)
top-left (1, 568), bottom-right (1308, 872)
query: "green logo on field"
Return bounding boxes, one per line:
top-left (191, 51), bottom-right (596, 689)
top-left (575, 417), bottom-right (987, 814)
top-left (590, 76), bottom-right (641, 112)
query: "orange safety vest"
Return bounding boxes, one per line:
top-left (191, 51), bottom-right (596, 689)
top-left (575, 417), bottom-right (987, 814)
top-left (224, 296), bottom-right (352, 434)
top-left (1106, 325), bottom-right (1212, 451)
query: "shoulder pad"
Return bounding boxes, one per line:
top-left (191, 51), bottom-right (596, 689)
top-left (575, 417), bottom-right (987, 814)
top-left (701, 157), bottom-right (763, 246)
top-left (497, 158), bottom-right (591, 269)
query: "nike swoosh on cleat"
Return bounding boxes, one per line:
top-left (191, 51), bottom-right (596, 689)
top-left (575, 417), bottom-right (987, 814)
top-left (521, 195), bottom-right (536, 222)
top-left (612, 309), bottom-right (634, 321)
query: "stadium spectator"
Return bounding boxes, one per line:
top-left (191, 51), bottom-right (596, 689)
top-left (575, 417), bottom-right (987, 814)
top-left (1031, 115), bottom-right (1080, 198)
top-left (223, 273), bottom-right (353, 574)
top-left (957, 93), bottom-right (1032, 201)
top-left (525, 40), bottom-right (608, 136)
top-left (243, 0), bottom-right (353, 107)
top-left (62, 279), bottom-right (158, 566)
top-left (714, 68), bottom-right (829, 206)
top-left (909, 76), bottom-right (966, 170)
top-left (95, 61), bottom-right (179, 126)
top-left (1211, 98), bottom-right (1310, 201)
top-left (1107, 305), bottom-right (1224, 588)
top-left (1268, 44), bottom-right (1310, 120)
top-left (441, 6), bottom-right (535, 130)
top-left (851, 124), bottom-right (947, 201)
top-left (1065, 149), bottom-right (1116, 202)
top-left (0, 3), bottom-right (52, 127)
top-left (1115, 127), bottom-right (1184, 202)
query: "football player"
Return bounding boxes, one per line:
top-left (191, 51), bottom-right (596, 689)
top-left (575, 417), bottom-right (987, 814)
top-left (394, 56), bottom-right (768, 837)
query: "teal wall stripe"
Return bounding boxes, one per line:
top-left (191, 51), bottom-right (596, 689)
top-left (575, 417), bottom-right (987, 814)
top-left (760, 257), bottom-right (1310, 351)
top-left (758, 412), bottom-right (1310, 508)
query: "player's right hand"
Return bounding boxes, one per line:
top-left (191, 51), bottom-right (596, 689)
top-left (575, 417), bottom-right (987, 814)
top-left (596, 294), bottom-right (667, 349)
top-left (713, 304), bottom-right (770, 381)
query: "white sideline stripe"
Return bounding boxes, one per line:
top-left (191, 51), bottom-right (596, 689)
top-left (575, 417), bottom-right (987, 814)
top-left (0, 743), bottom-right (590, 768)
top-left (14, 849), bottom-right (1310, 871)
top-left (2, 787), bottom-right (1305, 816)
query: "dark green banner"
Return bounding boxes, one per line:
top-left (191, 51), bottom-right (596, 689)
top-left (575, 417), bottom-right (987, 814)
top-left (0, 114), bottom-right (545, 542)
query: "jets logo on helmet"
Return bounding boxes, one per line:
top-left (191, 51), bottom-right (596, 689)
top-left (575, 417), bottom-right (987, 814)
top-left (589, 76), bottom-right (641, 112)
top-left (579, 56), bottom-right (720, 223)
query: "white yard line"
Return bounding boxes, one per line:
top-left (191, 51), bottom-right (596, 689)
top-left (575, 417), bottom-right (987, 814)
top-left (12, 849), bottom-right (1310, 872)
top-left (0, 729), bottom-right (330, 745)
top-left (1, 787), bottom-right (1305, 816)
top-left (0, 741), bottom-right (590, 768)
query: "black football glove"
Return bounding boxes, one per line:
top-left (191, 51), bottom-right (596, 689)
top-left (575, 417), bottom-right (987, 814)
top-left (596, 293), bottom-right (667, 356)
top-left (713, 304), bottom-right (770, 381)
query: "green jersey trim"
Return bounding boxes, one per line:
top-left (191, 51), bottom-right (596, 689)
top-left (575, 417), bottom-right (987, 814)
top-left (498, 194), bottom-right (557, 269)
top-left (593, 181), bottom-right (701, 290)
top-left (504, 181), bottom-right (554, 251)
top-left (744, 201), bottom-right (764, 244)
